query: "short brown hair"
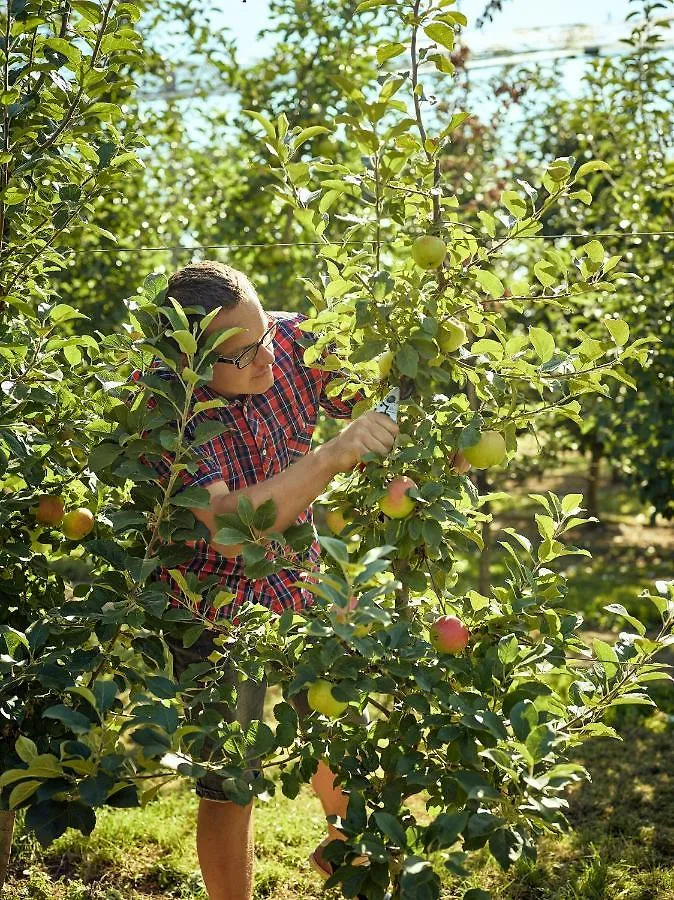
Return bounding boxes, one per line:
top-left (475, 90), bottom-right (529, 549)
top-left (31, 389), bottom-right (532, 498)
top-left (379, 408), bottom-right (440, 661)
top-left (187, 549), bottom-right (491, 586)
top-left (166, 261), bottom-right (254, 321)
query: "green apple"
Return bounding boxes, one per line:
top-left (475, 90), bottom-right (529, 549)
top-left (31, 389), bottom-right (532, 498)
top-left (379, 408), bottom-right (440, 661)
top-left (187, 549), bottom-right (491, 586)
top-left (437, 319), bottom-right (467, 353)
top-left (325, 507), bottom-right (351, 535)
top-left (61, 507), bottom-right (95, 540)
top-left (462, 431), bottom-right (507, 469)
top-left (307, 679), bottom-right (348, 718)
top-left (378, 475), bottom-right (417, 518)
top-left (376, 350), bottom-right (394, 380)
top-left (411, 235), bottom-right (447, 270)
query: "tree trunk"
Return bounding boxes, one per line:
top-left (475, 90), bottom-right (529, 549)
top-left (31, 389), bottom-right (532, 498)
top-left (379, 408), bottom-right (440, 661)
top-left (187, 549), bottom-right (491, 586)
top-left (0, 810), bottom-right (15, 893)
top-left (476, 470), bottom-right (492, 595)
top-left (587, 440), bottom-right (603, 521)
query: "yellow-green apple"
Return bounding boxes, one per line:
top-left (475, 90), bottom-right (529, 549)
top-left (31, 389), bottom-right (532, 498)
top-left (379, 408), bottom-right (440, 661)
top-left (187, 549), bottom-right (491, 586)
top-left (411, 235), bottom-right (447, 270)
top-left (378, 475), bottom-right (417, 518)
top-left (376, 350), bottom-right (394, 380)
top-left (462, 431), bottom-right (506, 469)
top-left (430, 615), bottom-right (470, 654)
top-left (437, 319), bottom-right (467, 353)
top-left (307, 679), bottom-right (348, 718)
top-left (61, 507), bottom-right (95, 540)
top-left (324, 507), bottom-right (352, 535)
top-left (35, 495), bottom-right (65, 526)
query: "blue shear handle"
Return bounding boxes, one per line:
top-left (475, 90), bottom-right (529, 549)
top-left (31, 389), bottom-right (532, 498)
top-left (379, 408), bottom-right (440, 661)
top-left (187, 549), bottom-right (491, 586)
top-left (374, 385), bottom-right (400, 423)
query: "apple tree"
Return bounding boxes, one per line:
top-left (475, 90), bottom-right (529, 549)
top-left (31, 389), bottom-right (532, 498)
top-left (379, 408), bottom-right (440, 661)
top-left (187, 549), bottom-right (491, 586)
top-left (2, 2), bottom-right (673, 900)
top-left (505, 0), bottom-right (673, 520)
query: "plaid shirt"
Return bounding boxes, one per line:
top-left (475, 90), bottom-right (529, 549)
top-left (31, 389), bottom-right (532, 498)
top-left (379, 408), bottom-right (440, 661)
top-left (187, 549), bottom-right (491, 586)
top-left (142, 311), bottom-right (359, 620)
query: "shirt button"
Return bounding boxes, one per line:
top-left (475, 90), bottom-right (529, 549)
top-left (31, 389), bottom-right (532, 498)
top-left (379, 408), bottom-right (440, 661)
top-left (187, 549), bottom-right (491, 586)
top-left (261, 449), bottom-right (267, 457)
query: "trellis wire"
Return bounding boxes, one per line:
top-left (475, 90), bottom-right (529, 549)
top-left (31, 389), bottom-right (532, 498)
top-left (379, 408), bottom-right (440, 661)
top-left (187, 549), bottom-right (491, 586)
top-left (60, 230), bottom-right (674, 255)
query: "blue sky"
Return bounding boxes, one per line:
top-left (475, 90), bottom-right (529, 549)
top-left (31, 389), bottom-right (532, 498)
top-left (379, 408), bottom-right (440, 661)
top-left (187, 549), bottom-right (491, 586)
top-left (230, 0), bottom-right (634, 62)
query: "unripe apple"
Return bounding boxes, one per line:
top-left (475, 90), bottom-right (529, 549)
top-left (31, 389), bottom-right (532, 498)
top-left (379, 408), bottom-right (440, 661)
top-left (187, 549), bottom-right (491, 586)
top-left (378, 475), bottom-right (417, 519)
top-left (411, 235), bottom-right (447, 270)
top-left (325, 507), bottom-right (351, 535)
top-left (437, 319), bottom-right (468, 353)
top-left (35, 495), bottom-right (65, 526)
top-left (462, 431), bottom-right (507, 469)
top-left (307, 679), bottom-right (348, 718)
top-left (376, 350), bottom-right (394, 380)
top-left (430, 615), bottom-right (470, 654)
top-left (61, 507), bottom-right (95, 540)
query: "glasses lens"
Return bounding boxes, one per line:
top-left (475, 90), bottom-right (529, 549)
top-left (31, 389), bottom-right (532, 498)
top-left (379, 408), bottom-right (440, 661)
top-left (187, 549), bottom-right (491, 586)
top-left (237, 347), bottom-right (257, 368)
top-left (236, 323), bottom-right (276, 368)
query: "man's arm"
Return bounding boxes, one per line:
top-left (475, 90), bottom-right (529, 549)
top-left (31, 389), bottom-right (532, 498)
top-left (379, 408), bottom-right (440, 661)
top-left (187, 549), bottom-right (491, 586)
top-left (191, 411), bottom-right (399, 556)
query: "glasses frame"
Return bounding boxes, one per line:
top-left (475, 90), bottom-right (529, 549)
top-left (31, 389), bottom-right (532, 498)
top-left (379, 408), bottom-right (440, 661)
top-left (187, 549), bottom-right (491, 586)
top-left (215, 320), bottom-right (277, 370)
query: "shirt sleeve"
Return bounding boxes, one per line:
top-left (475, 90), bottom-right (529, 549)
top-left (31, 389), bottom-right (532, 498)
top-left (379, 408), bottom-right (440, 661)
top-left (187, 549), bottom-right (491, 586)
top-left (286, 313), bottom-right (365, 421)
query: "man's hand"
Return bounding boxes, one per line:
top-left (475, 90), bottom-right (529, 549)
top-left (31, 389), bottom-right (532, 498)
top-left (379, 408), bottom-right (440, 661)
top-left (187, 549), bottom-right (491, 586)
top-left (322, 411), bottom-right (400, 474)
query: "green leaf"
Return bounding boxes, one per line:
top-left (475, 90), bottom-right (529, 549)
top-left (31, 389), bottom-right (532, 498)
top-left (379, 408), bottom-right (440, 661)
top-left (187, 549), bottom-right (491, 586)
top-left (424, 22), bottom-right (455, 50)
top-left (475, 270), bottom-right (504, 299)
top-left (171, 486), bottom-right (211, 509)
top-left (170, 330), bottom-right (197, 355)
top-left (395, 344), bottom-right (419, 378)
top-left (500, 190), bottom-right (527, 218)
top-left (376, 41), bottom-right (406, 64)
top-left (43, 705), bottom-right (93, 735)
top-left (373, 810), bottom-right (408, 848)
top-left (569, 189), bottom-right (592, 205)
top-left (15, 736), bottom-right (38, 764)
top-left (575, 160), bottom-right (611, 179)
top-left (212, 526), bottom-right (249, 545)
top-left (243, 110), bottom-right (276, 141)
top-left (292, 125), bottom-right (330, 150)
top-left (604, 318), bottom-right (629, 346)
top-left (529, 327), bottom-right (555, 363)
top-left (9, 780), bottom-right (41, 809)
top-left (497, 635), bottom-right (519, 666)
top-left (49, 304), bottom-right (89, 324)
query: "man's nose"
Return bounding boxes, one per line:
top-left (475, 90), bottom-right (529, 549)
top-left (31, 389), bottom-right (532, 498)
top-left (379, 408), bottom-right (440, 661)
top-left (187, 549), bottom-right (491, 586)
top-left (258, 343), bottom-right (274, 365)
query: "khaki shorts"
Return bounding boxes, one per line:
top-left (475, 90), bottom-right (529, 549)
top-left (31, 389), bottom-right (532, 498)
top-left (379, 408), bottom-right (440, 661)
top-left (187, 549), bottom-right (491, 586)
top-left (167, 630), bottom-right (312, 803)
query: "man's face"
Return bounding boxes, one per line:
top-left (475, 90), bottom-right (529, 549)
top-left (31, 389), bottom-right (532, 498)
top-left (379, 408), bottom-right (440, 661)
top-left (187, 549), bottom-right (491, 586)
top-left (203, 292), bottom-right (276, 399)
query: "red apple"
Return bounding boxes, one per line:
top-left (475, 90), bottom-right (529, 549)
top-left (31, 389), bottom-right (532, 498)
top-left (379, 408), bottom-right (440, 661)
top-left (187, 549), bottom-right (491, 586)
top-left (35, 495), bottom-right (65, 526)
top-left (378, 476), bottom-right (417, 519)
top-left (430, 615), bottom-right (470, 655)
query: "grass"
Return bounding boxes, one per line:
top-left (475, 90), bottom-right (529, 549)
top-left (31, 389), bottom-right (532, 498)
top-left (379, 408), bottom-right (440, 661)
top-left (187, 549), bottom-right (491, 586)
top-left (4, 461), bottom-right (674, 899)
top-left (6, 705), bottom-right (674, 899)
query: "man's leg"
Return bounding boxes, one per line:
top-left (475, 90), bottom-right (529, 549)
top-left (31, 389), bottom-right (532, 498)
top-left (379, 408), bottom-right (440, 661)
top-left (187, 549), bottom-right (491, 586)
top-left (311, 759), bottom-right (349, 842)
top-left (197, 798), bottom-right (254, 900)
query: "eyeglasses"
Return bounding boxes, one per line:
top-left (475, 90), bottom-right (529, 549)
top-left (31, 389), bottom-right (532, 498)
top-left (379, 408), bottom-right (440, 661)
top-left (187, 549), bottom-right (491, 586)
top-left (215, 320), bottom-right (277, 369)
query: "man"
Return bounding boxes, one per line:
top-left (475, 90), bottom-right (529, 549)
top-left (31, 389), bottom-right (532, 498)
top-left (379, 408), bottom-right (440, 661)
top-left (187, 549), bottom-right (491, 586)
top-left (146, 260), bottom-right (398, 900)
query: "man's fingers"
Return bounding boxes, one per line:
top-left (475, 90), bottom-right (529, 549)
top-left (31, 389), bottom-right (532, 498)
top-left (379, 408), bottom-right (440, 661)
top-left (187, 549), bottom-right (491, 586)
top-left (368, 411), bottom-right (400, 436)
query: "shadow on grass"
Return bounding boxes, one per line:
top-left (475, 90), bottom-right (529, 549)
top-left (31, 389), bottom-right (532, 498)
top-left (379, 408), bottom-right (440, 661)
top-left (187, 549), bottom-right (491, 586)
top-left (496, 711), bottom-right (674, 900)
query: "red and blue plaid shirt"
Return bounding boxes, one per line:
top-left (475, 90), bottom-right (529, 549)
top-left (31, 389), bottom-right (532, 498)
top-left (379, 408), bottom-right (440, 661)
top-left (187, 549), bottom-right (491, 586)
top-left (142, 311), bottom-right (359, 620)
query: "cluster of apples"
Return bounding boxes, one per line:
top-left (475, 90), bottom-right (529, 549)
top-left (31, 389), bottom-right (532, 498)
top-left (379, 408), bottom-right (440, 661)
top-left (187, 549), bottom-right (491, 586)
top-left (34, 495), bottom-right (95, 540)
top-left (307, 609), bottom-right (471, 719)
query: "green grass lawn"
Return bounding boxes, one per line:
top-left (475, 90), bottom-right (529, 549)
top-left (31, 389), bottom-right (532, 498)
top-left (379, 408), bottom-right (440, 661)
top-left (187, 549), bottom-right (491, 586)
top-left (6, 700), bottom-right (674, 899)
top-left (5, 463), bottom-right (674, 899)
